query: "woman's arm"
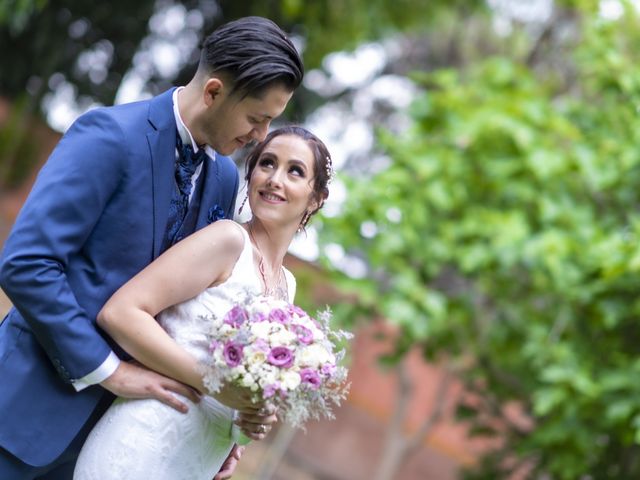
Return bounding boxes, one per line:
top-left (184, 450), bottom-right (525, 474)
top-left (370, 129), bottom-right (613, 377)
top-left (97, 220), bottom-right (249, 401)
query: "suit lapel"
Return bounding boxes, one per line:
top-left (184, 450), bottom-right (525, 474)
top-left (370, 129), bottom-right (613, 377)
top-left (196, 153), bottom-right (221, 229)
top-left (146, 88), bottom-right (177, 258)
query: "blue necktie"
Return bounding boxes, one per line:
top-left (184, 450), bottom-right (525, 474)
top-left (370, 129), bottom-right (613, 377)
top-left (163, 133), bottom-right (206, 249)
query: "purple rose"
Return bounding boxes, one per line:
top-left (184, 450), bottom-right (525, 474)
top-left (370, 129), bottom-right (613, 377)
top-left (223, 341), bottom-right (244, 367)
top-left (299, 368), bottom-right (322, 389)
top-left (263, 382), bottom-right (282, 399)
top-left (292, 323), bottom-right (313, 345)
top-left (267, 346), bottom-right (294, 368)
top-left (223, 306), bottom-right (248, 327)
top-left (288, 304), bottom-right (308, 318)
top-left (321, 363), bottom-right (337, 377)
top-left (268, 308), bottom-right (291, 324)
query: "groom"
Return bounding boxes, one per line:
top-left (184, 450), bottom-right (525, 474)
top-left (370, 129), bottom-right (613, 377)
top-left (0, 16), bottom-right (303, 479)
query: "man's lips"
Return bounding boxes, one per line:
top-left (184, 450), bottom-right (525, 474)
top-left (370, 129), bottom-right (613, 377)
top-left (236, 137), bottom-right (254, 148)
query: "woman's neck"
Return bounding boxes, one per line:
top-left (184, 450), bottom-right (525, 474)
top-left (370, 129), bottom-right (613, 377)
top-left (245, 220), bottom-right (293, 271)
top-left (245, 220), bottom-right (295, 300)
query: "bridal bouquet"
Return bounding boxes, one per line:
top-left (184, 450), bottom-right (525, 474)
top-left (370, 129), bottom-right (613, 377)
top-left (201, 291), bottom-right (351, 429)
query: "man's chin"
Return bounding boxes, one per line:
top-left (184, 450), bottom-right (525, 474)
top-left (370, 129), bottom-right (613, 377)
top-left (227, 141), bottom-right (254, 156)
top-left (215, 145), bottom-right (235, 156)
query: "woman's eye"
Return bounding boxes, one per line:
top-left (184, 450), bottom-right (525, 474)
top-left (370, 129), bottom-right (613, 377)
top-left (258, 158), bottom-right (274, 168)
top-left (290, 166), bottom-right (305, 177)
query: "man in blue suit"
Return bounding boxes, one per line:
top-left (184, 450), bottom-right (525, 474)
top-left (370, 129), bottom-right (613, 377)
top-left (0, 16), bottom-right (303, 479)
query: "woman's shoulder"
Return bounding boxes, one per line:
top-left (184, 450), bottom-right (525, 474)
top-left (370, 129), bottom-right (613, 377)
top-left (187, 220), bottom-right (250, 287)
top-left (199, 219), bottom-right (247, 253)
top-left (198, 219), bottom-right (247, 263)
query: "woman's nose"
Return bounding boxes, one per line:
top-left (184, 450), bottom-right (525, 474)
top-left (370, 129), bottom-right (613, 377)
top-left (267, 169), bottom-right (284, 187)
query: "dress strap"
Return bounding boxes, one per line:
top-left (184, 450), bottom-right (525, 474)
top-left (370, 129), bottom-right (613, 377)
top-left (283, 267), bottom-right (297, 303)
top-left (230, 222), bottom-right (255, 273)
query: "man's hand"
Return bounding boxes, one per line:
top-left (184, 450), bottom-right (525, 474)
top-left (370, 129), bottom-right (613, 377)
top-left (100, 361), bottom-right (201, 413)
top-left (213, 444), bottom-right (245, 480)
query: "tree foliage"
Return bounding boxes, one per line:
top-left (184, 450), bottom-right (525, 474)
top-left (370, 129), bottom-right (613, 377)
top-left (0, 0), bottom-right (156, 108)
top-left (0, 0), bottom-right (482, 191)
top-left (321, 1), bottom-right (640, 477)
top-left (0, 0), bottom-right (472, 115)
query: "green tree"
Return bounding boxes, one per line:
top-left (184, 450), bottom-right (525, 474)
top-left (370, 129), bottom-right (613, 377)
top-left (321, 1), bottom-right (640, 477)
top-left (0, 0), bottom-right (474, 117)
top-left (0, 0), bottom-right (479, 190)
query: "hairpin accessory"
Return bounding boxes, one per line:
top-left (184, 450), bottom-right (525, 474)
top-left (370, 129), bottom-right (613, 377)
top-left (325, 156), bottom-right (335, 184)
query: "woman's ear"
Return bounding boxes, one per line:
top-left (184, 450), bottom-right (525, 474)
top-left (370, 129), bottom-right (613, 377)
top-left (307, 194), bottom-right (325, 215)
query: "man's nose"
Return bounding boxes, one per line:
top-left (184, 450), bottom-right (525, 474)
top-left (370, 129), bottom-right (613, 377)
top-left (251, 122), bottom-right (269, 142)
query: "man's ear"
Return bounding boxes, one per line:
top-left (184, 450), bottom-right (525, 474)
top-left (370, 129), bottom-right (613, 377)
top-left (203, 77), bottom-right (224, 107)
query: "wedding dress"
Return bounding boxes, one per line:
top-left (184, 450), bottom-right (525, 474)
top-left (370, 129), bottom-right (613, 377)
top-left (74, 224), bottom-right (295, 480)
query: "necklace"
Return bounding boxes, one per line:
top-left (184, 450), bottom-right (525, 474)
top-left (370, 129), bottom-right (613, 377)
top-left (247, 224), bottom-right (288, 301)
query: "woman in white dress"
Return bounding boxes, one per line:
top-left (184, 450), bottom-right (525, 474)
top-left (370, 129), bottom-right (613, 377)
top-left (73, 126), bottom-right (333, 480)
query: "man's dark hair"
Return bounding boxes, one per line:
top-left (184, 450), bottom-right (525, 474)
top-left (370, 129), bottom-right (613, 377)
top-left (199, 16), bottom-right (304, 97)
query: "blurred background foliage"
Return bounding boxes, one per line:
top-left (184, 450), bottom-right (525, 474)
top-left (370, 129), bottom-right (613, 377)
top-left (2, 0), bottom-right (640, 478)
top-left (319, 1), bottom-right (640, 478)
top-left (0, 0), bottom-right (488, 187)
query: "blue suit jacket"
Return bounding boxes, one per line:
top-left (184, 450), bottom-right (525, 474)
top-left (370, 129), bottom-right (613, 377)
top-left (0, 88), bottom-right (239, 466)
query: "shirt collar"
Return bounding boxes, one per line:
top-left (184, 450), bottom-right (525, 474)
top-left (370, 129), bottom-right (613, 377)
top-left (172, 87), bottom-right (216, 160)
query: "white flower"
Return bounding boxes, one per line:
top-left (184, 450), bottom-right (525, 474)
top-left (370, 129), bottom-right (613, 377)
top-left (250, 321), bottom-right (271, 340)
top-left (255, 365), bottom-right (278, 386)
top-left (297, 344), bottom-right (334, 368)
top-left (218, 323), bottom-right (235, 336)
top-left (251, 300), bottom-right (273, 317)
top-left (280, 370), bottom-right (301, 390)
top-left (310, 324), bottom-right (325, 341)
top-left (240, 373), bottom-right (255, 386)
top-left (230, 365), bottom-right (247, 377)
top-left (240, 373), bottom-right (257, 389)
top-left (269, 328), bottom-right (298, 346)
top-left (245, 349), bottom-right (267, 366)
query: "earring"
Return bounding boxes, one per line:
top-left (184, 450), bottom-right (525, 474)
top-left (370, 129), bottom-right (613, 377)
top-left (238, 194), bottom-right (248, 215)
top-left (297, 211), bottom-right (311, 233)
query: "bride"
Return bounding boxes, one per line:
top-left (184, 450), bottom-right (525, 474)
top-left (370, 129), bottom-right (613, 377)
top-left (73, 126), bottom-right (333, 479)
